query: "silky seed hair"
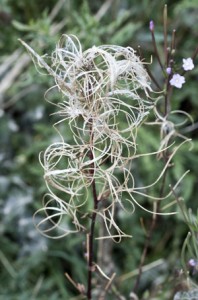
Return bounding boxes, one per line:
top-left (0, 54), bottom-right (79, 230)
top-left (20, 35), bottom-right (186, 240)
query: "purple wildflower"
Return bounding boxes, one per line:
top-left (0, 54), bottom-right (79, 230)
top-left (182, 58), bottom-right (194, 71)
top-left (170, 74), bottom-right (185, 88)
top-left (188, 259), bottom-right (197, 267)
top-left (149, 20), bottom-right (154, 31)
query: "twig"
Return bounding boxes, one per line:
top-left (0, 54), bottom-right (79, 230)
top-left (65, 273), bottom-right (86, 296)
top-left (98, 272), bottom-right (116, 299)
top-left (65, 272), bottom-right (79, 290)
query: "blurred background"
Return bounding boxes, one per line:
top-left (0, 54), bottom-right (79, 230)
top-left (0, 0), bottom-right (198, 299)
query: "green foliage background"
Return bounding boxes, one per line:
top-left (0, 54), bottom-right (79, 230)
top-left (0, 0), bottom-right (198, 299)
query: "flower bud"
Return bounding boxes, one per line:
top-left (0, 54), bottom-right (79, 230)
top-left (149, 20), bottom-right (154, 31)
top-left (166, 67), bottom-right (172, 75)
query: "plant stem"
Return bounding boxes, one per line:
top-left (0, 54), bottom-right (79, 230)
top-left (87, 178), bottom-right (98, 299)
top-left (133, 165), bottom-right (169, 293)
top-left (133, 69), bottom-right (172, 289)
top-left (87, 121), bottom-right (98, 300)
top-left (151, 30), bottom-right (164, 72)
top-left (137, 45), bottom-right (162, 91)
top-left (133, 202), bottom-right (157, 292)
top-left (163, 4), bottom-right (168, 65)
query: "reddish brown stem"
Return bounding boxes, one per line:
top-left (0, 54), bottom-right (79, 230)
top-left (133, 166), bottom-right (169, 293)
top-left (151, 30), bottom-right (164, 72)
top-left (87, 178), bottom-right (98, 299)
top-left (86, 121), bottom-right (98, 300)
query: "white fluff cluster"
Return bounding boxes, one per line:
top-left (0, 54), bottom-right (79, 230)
top-left (21, 35), bottom-right (163, 240)
top-left (50, 35), bottom-right (153, 145)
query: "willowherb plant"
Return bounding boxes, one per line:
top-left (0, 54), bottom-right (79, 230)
top-left (20, 18), bottom-right (194, 297)
top-left (20, 35), bottom-right (156, 239)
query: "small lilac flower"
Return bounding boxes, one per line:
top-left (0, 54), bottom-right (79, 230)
top-left (188, 259), bottom-right (198, 275)
top-left (188, 259), bottom-right (197, 267)
top-left (166, 67), bottom-right (172, 75)
top-left (149, 20), bottom-right (154, 31)
top-left (170, 74), bottom-right (185, 88)
top-left (182, 58), bottom-right (194, 71)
